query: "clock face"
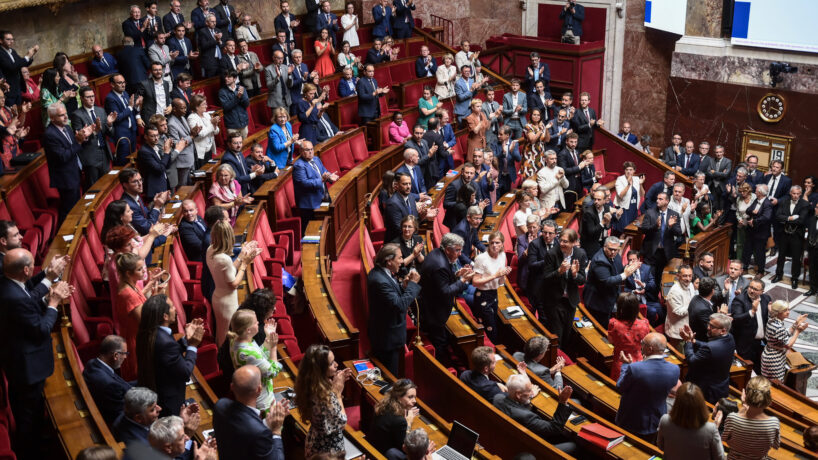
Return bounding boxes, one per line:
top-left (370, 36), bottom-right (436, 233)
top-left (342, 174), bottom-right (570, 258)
top-left (758, 94), bottom-right (786, 123)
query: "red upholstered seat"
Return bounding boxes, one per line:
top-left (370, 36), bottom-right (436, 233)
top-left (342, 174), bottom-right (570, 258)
top-left (337, 98), bottom-right (359, 130)
top-left (349, 130), bottom-right (370, 161)
top-left (335, 141), bottom-right (355, 171)
top-left (368, 198), bottom-right (385, 243)
top-left (0, 202), bottom-right (39, 256)
top-left (320, 149), bottom-right (341, 176)
top-left (85, 221), bottom-right (107, 269)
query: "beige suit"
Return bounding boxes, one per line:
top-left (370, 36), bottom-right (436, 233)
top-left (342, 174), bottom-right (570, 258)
top-left (536, 165), bottom-right (569, 209)
top-left (665, 281), bottom-right (695, 340)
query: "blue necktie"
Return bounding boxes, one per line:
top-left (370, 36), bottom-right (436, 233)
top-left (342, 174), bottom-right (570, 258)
top-left (659, 211), bottom-right (666, 242)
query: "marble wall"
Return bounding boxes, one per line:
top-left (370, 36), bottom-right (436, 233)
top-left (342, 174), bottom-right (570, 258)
top-left (618, 0), bottom-right (676, 147)
top-left (684, 0), bottom-right (723, 38)
top-left (672, 52), bottom-right (818, 94)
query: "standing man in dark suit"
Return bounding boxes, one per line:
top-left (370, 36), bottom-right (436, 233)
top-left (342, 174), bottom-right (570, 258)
top-left (419, 233), bottom-right (474, 363)
top-left (116, 37), bottom-right (151, 96)
top-left (415, 45), bottom-right (438, 77)
top-left (90, 45), bottom-right (119, 78)
top-left (245, 142), bottom-right (279, 193)
top-left (806, 202), bottom-right (818, 297)
top-left (559, 0), bottom-right (585, 44)
top-left (526, 219), bottom-right (558, 320)
top-left (168, 24), bottom-right (198, 79)
top-left (715, 260), bottom-right (749, 309)
top-left (357, 64), bottom-right (389, 125)
top-left (137, 126), bottom-right (172, 198)
top-left (494, 126), bottom-right (521, 196)
top-left (177, 199), bottom-right (207, 262)
top-left (191, 0), bottom-right (217, 39)
top-left (542, 228), bottom-right (587, 348)
top-left (674, 140), bottom-right (700, 177)
top-left (661, 133), bottom-right (682, 168)
top-left (743, 184), bottom-right (773, 275)
top-left (616, 333), bottom-right (679, 442)
top-left (570, 92), bottom-right (603, 153)
top-left (383, 173), bottom-right (424, 243)
top-left (82, 335), bottom-right (133, 425)
top-left (138, 294), bottom-right (203, 417)
top-left (372, 0), bottom-right (394, 40)
top-left (213, 365), bottom-right (287, 460)
top-left (274, 1), bottom-right (300, 49)
top-left (527, 80), bottom-right (554, 122)
top-left (288, 50), bottom-right (309, 113)
top-left (452, 206), bottom-right (486, 265)
top-left (688, 277), bottom-right (718, 343)
top-left (303, 0), bottom-right (323, 35)
top-left (367, 243), bottom-right (422, 375)
top-left (163, 0), bottom-right (191, 34)
top-left (558, 133), bottom-right (591, 211)
top-left (396, 148), bottom-right (426, 196)
top-left (215, 0), bottom-right (239, 38)
top-left (136, 62), bottom-right (172, 124)
top-left (681, 315), bottom-right (736, 404)
top-left (763, 159), bottom-right (792, 258)
top-left (742, 154), bottom-right (764, 186)
top-left (405, 125), bottom-right (438, 188)
top-left (0, 248), bottom-right (71, 460)
top-left (292, 140), bottom-right (338, 232)
top-left (142, 2), bottom-right (166, 49)
top-left (773, 185), bottom-right (809, 287)
top-left (271, 31), bottom-right (293, 67)
top-left (43, 102), bottom-right (90, 223)
top-left (316, 1), bottom-right (340, 47)
top-left (220, 132), bottom-right (263, 196)
top-left (0, 31), bottom-right (38, 107)
top-left (583, 236), bottom-right (638, 328)
top-left (392, 0), bottom-right (416, 38)
top-left (71, 87), bottom-right (116, 188)
top-left (700, 144), bottom-right (732, 211)
top-left (443, 163), bottom-right (487, 228)
top-left (642, 171), bottom-right (676, 213)
top-left (581, 189), bottom-right (615, 260)
top-left (639, 192), bottom-right (682, 281)
top-left (122, 5), bottom-right (148, 49)
top-left (729, 279), bottom-right (769, 373)
top-left (197, 13), bottom-right (224, 78)
top-left (524, 51), bottom-right (551, 94)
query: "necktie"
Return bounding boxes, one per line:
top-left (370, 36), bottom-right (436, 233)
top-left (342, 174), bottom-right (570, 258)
top-left (729, 281), bottom-right (736, 306)
top-left (174, 13), bottom-right (179, 24)
top-left (684, 155), bottom-right (689, 168)
top-left (230, 56), bottom-right (236, 70)
top-left (405, 197), bottom-right (410, 211)
top-left (715, 158), bottom-right (721, 171)
top-left (409, 167), bottom-right (417, 192)
top-left (326, 13), bottom-right (330, 23)
top-left (137, 21), bottom-right (145, 47)
top-left (212, 30), bottom-right (222, 59)
top-left (319, 116), bottom-right (334, 137)
top-left (195, 219), bottom-right (206, 233)
top-left (225, 6), bottom-right (232, 32)
top-left (571, 149), bottom-right (577, 166)
top-left (136, 196), bottom-right (147, 217)
top-left (182, 90), bottom-right (189, 103)
top-left (61, 127), bottom-right (72, 144)
top-left (235, 153), bottom-right (247, 175)
top-left (101, 56), bottom-right (108, 68)
top-left (584, 108), bottom-right (589, 121)
top-left (89, 109), bottom-right (104, 147)
top-left (309, 160), bottom-right (321, 176)
top-left (659, 211), bottom-right (666, 243)
top-left (249, 27), bottom-right (258, 40)
top-left (770, 175), bottom-right (777, 197)
top-left (370, 78), bottom-right (376, 91)
top-left (180, 38), bottom-right (188, 56)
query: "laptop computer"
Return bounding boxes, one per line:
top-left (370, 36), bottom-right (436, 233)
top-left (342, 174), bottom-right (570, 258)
top-left (432, 421), bottom-right (479, 460)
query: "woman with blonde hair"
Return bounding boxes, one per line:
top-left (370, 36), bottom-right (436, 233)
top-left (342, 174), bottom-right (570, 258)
top-left (209, 163), bottom-right (253, 224)
top-left (657, 382), bottom-right (724, 459)
top-left (368, 379), bottom-right (420, 455)
top-left (761, 300), bottom-right (808, 381)
top-left (206, 220), bottom-right (262, 346)
top-left (721, 376), bottom-right (780, 459)
top-left (435, 53), bottom-right (457, 99)
top-left (227, 309), bottom-right (282, 412)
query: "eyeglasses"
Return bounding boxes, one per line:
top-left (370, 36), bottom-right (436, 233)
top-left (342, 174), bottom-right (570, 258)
top-left (129, 178), bottom-right (144, 184)
top-left (116, 350), bottom-right (130, 356)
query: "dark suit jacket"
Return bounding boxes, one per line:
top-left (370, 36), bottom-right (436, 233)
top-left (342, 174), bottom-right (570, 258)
top-left (616, 358), bottom-right (679, 435)
top-left (169, 86), bottom-right (193, 113)
top-left (700, 156), bottom-right (732, 193)
top-left (460, 370), bottom-right (500, 401)
top-left (302, 0), bottom-right (322, 32)
top-left (365, 48), bottom-right (390, 65)
top-left (688, 295), bottom-right (715, 343)
top-left (245, 156), bottom-right (278, 194)
top-left (639, 207), bottom-right (683, 260)
top-left (775, 197), bottom-right (810, 235)
top-left (419, 248), bottom-right (467, 331)
top-left (392, 0), bottom-right (415, 32)
top-left (153, 328), bottom-right (197, 417)
top-left (220, 54), bottom-right (241, 75)
top-left (762, 173), bottom-right (792, 203)
top-left (618, 132), bottom-right (638, 145)
top-left (315, 11), bottom-right (339, 39)
top-left (123, 193), bottom-right (160, 235)
top-left (676, 153), bottom-right (701, 177)
top-left (493, 393), bottom-right (572, 443)
top-left (70, 106), bottom-right (114, 169)
top-left (116, 46), bottom-right (150, 85)
top-left (292, 156), bottom-right (328, 210)
top-left (746, 198), bottom-right (773, 241)
top-left (271, 42), bottom-right (292, 66)
top-left (371, 4), bottom-right (393, 38)
top-left (357, 76), bottom-right (381, 119)
top-left (684, 333), bottom-right (736, 403)
top-left (113, 413), bottom-right (149, 444)
top-left (42, 123), bottom-right (83, 190)
top-left (218, 85), bottom-right (250, 130)
top-left (452, 220), bottom-right (485, 265)
top-left (274, 13), bottom-right (298, 43)
top-left (163, 11), bottom-right (185, 33)
top-left (168, 36), bottom-right (194, 78)
top-left (570, 106), bottom-right (597, 150)
top-left (641, 181), bottom-right (671, 212)
top-left (197, 27), bottom-right (224, 77)
top-left (729, 291), bottom-right (770, 359)
top-left (745, 169), bottom-right (764, 186)
top-left (191, 7), bottom-right (214, 34)
top-left (137, 144), bottom-right (171, 198)
top-left (83, 358), bottom-right (133, 425)
top-left (178, 217), bottom-right (207, 262)
top-left (220, 150), bottom-right (253, 195)
top-left (214, 3), bottom-right (238, 36)
top-left (443, 178), bottom-right (483, 215)
top-left (367, 267), bottom-right (421, 353)
top-left (580, 204), bottom-right (612, 258)
top-left (338, 77), bottom-right (358, 97)
top-left (542, 246), bottom-right (587, 307)
top-left (122, 18), bottom-right (147, 48)
top-left (624, 264), bottom-right (659, 304)
top-left (136, 78), bottom-right (172, 122)
top-left (493, 139), bottom-right (521, 191)
top-left (288, 62), bottom-right (308, 106)
top-left (526, 237), bottom-right (556, 302)
top-left (0, 47), bottom-right (31, 99)
top-left (524, 63), bottom-right (551, 93)
top-left (315, 113), bottom-right (339, 143)
top-left (90, 53), bottom-right (119, 77)
top-left (105, 91), bottom-right (139, 144)
top-left (415, 56), bottom-right (438, 78)
top-left (213, 398), bottom-right (284, 460)
top-left (384, 192), bottom-right (419, 243)
top-left (557, 147), bottom-right (582, 195)
top-left (582, 249), bottom-right (624, 314)
top-left (559, 2), bottom-right (585, 36)
top-left (0, 275), bottom-right (55, 386)
top-left (396, 164), bottom-right (426, 195)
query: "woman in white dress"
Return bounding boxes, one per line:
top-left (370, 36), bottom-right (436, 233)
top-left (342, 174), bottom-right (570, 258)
top-left (340, 2), bottom-right (360, 47)
top-left (206, 220), bottom-right (262, 346)
top-left (612, 161), bottom-right (642, 233)
top-left (435, 53), bottom-right (457, 99)
top-left (187, 94), bottom-right (220, 168)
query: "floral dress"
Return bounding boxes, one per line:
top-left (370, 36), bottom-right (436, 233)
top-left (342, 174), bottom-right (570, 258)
top-left (229, 339), bottom-right (282, 412)
top-left (761, 318), bottom-right (790, 381)
top-left (305, 391), bottom-right (347, 457)
top-left (519, 123), bottom-right (547, 178)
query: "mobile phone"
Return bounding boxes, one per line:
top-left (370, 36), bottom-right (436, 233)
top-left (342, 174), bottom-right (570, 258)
top-left (569, 415), bottom-right (587, 425)
top-left (184, 398), bottom-right (196, 406)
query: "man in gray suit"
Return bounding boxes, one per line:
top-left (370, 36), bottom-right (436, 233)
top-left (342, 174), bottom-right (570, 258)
top-left (166, 99), bottom-right (195, 188)
top-left (502, 78), bottom-right (527, 139)
top-left (700, 144), bottom-right (732, 211)
top-left (714, 260), bottom-right (749, 309)
top-left (481, 87), bottom-right (502, 150)
top-left (661, 133), bottom-right (682, 168)
top-left (265, 50), bottom-right (291, 111)
top-left (70, 87), bottom-right (116, 187)
top-left (136, 62), bottom-right (173, 125)
top-left (236, 38), bottom-right (262, 97)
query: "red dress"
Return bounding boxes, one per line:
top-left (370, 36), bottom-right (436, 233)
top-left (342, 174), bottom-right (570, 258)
top-left (116, 285), bottom-right (146, 381)
top-left (314, 40), bottom-right (335, 78)
top-left (607, 317), bottom-right (650, 381)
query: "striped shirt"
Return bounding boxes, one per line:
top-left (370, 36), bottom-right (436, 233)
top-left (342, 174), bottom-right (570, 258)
top-left (722, 412), bottom-right (780, 459)
top-left (230, 339), bottom-right (283, 411)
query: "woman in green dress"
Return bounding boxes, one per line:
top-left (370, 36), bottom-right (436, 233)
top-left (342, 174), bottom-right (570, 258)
top-left (417, 86), bottom-right (441, 128)
top-left (228, 309), bottom-right (282, 413)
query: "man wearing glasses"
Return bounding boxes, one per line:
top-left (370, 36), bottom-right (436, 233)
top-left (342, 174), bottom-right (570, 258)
top-left (680, 313), bottom-right (736, 404)
top-left (82, 335), bottom-right (133, 425)
top-left (661, 133), bottom-right (683, 168)
top-left (118, 167), bottom-right (169, 235)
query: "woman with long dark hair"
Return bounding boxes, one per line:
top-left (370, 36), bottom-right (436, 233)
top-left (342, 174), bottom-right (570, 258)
top-left (40, 68), bottom-right (75, 126)
top-left (53, 53), bottom-right (80, 113)
top-left (368, 379), bottom-right (420, 455)
top-left (607, 292), bottom-right (650, 381)
top-left (295, 344), bottom-right (353, 457)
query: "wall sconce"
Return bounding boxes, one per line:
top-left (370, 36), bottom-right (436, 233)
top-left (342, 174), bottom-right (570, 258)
top-left (520, 0), bottom-right (527, 10)
top-left (615, 2), bottom-right (624, 18)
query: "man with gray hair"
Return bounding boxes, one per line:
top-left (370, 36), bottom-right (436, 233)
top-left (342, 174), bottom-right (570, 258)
top-left (398, 428), bottom-right (434, 460)
top-left (744, 183), bottom-right (773, 275)
top-left (197, 13), bottom-right (224, 78)
top-left (452, 205), bottom-right (486, 265)
top-left (43, 101), bottom-right (91, 223)
top-left (701, 144), bottom-right (732, 211)
top-left (148, 414), bottom-right (216, 459)
top-left (265, 50), bottom-right (291, 111)
top-left (420, 233), bottom-right (474, 363)
top-left (493, 373), bottom-right (576, 454)
top-left (536, 150), bottom-right (569, 210)
top-left (680, 313), bottom-right (736, 403)
top-left (583, 236), bottom-right (639, 328)
top-left (113, 387), bottom-right (162, 444)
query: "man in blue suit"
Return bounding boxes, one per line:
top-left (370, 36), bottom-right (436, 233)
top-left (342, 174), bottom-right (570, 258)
top-left (639, 192), bottom-right (683, 281)
top-left (372, 0), bottom-right (393, 40)
top-left (494, 126), bottom-right (521, 195)
top-left (674, 140), bottom-right (700, 177)
top-left (288, 50), bottom-right (309, 113)
top-left (115, 37), bottom-right (150, 95)
top-left (119, 168), bottom-right (167, 236)
top-left (763, 159), bottom-right (792, 259)
top-left (168, 24), bottom-right (197, 79)
top-left (396, 149), bottom-right (426, 196)
top-left (641, 171), bottom-right (675, 212)
top-left (198, 14), bottom-right (224, 78)
top-left (122, 5), bottom-right (148, 48)
top-left (0, 248), bottom-right (71, 460)
top-left (293, 140), bottom-right (338, 233)
top-left (681, 314), bottom-right (736, 403)
top-left (452, 206), bottom-right (486, 265)
top-left (617, 121), bottom-right (638, 145)
top-left (218, 70), bottom-right (250, 137)
top-left (742, 154), bottom-right (765, 185)
top-left (213, 365), bottom-right (286, 460)
top-left (83, 335), bottom-right (133, 425)
top-left (559, 0), bottom-right (585, 44)
top-left (357, 64), bottom-right (388, 125)
top-left (274, 1), bottom-right (299, 48)
top-left (623, 251), bottom-right (662, 326)
top-left (42, 102), bottom-right (89, 223)
top-left (177, 199), bottom-right (207, 261)
top-left (730, 279), bottom-right (770, 374)
top-left (163, 0), bottom-right (189, 33)
top-left (616, 332), bottom-right (679, 441)
top-left (90, 45), bottom-right (118, 77)
top-left (315, 1), bottom-right (339, 47)
top-left (365, 39), bottom-right (391, 64)
top-left (743, 184), bottom-right (774, 275)
top-left (220, 132), bottom-right (264, 196)
top-left (136, 126), bottom-right (172, 199)
top-left (415, 45), bottom-right (438, 77)
top-left (367, 244), bottom-right (422, 375)
top-left (392, 0), bottom-right (416, 38)
top-left (524, 52), bottom-right (550, 94)
top-left (454, 66), bottom-right (480, 125)
top-left (191, 0), bottom-right (218, 39)
top-left (583, 236), bottom-right (638, 328)
top-left (383, 173), bottom-right (422, 243)
top-left (106, 74), bottom-right (141, 165)
top-left (337, 67), bottom-right (358, 97)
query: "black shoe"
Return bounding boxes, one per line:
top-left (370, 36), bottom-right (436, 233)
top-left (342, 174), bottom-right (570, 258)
top-left (771, 275), bottom-right (783, 283)
top-left (806, 289), bottom-right (817, 296)
top-left (792, 281), bottom-right (799, 290)
top-left (769, 248), bottom-right (778, 257)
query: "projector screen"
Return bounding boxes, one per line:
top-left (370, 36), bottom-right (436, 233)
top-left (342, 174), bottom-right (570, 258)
top-left (731, 0), bottom-right (818, 53)
top-left (644, 0), bottom-right (687, 35)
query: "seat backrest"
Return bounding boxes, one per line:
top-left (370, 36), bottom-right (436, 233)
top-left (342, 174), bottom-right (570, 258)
top-left (593, 153), bottom-right (607, 174)
top-left (5, 187), bottom-right (36, 230)
top-left (284, 178), bottom-right (296, 209)
top-left (338, 98), bottom-right (359, 127)
top-left (362, 225), bottom-right (376, 269)
top-left (349, 130), bottom-right (369, 161)
top-left (374, 67), bottom-right (392, 87)
top-left (69, 296), bottom-right (92, 346)
top-left (335, 141), bottom-right (355, 171)
top-left (274, 187), bottom-right (291, 220)
top-left (85, 222), bottom-right (106, 268)
top-left (369, 198), bottom-right (384, 231)
top-left (320, 149), bottom-right (340, 175)
top-left (76, 238), bottom-right (103, 283)
top-left (378, 95), bottom-right (388, 115)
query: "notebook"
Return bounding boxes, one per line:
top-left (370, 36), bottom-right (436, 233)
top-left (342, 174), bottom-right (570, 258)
top-left (432, 421), bottom-right (479, 460)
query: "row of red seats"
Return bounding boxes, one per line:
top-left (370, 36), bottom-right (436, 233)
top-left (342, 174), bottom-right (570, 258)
top-left (0, 158), bottom-right (60, 260)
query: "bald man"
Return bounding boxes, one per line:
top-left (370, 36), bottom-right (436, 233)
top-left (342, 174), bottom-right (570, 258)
top-left (213, 365), bottom-right (286, 460)
top-left (177, 199), bottom-right (208, 262)
top-left (615, 332), bottom-right (680, 442)
top-left (0, 248), bottom-right (73, 459)
top-left (90, 44), bottom-right (118, 77)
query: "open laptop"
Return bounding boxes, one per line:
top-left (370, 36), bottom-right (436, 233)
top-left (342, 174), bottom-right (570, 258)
top-left (432, 421), bottom-right (479, 460)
